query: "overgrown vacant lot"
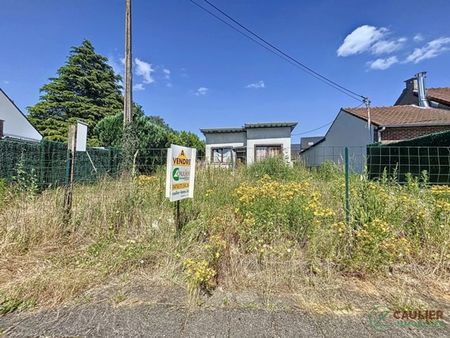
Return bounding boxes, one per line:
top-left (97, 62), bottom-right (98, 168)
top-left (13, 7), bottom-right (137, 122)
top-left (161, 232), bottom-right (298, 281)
top-left (0, 159), bottom-right (449, 315)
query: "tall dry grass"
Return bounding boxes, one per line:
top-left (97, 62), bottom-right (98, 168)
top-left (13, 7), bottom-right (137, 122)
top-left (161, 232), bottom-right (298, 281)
top-left (0, 159), bottom-right (449, 314)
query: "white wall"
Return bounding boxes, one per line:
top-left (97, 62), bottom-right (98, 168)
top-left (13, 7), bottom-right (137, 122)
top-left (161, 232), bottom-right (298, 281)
top-left (203, 127), bottom-right (294, 166)
top-left (246, 127), bottom-right (292, 164)
top-left (246, 137), bottom-right (291, 164)
top-left (0, 90), bottom-right (42, 141)
top-left (204, 131), bottom-right (246, 164)
top-left (204, 132), bottom-right (246, 145)
top-left (301, 110), bottom-right (375, 172)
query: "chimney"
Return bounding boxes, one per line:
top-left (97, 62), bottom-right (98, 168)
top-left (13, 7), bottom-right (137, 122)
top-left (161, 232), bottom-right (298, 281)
top-left (0, 119), bottom-right (3, 139)
top-left (416, 71), bottom-right (429, 107)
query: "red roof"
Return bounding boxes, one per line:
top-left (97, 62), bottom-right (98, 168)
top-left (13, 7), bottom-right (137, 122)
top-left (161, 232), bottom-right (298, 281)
top-left (342, 105), bottom-right (450, 127)
top-left (427, 88), bottom-right (450, 105)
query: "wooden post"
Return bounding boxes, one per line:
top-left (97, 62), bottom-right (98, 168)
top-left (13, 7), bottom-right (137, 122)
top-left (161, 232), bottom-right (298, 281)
top-left (175, 200), bottom-right (181, 234)
top-left (0, 119), bottom-right (4, 139)
top-left (64, 124), bottom-right (77, 221)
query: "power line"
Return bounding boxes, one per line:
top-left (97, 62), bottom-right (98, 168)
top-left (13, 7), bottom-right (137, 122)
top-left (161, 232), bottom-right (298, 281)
top-left (292, 121), bottom-right (333, 136)
top-left (292, 102), bottom-right (366, 136)
top-left (189, 0), bottom-right (366, 102)
top-left (200, 0), bottom-right (363, 100)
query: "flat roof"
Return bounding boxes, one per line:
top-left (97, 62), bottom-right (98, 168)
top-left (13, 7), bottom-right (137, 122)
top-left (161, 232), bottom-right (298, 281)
top-left (200, 127), bottom-right (245, 134)
top-left (244, 122), bottom-right (298, 130)
top-left (201, 121), bottom-right (298, 134)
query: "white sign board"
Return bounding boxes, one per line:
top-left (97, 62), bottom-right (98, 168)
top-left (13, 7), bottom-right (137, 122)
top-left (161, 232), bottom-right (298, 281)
top-left (165, 144), bottom-right (196, 202)
top-left (76, 122), bottom-right (88, 152)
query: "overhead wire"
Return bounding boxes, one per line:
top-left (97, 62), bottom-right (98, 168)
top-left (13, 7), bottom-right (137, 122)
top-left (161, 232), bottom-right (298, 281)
top-left (189, 0), bottom-right (367, 102)
top-left (291, 101), bottom-right (366, 136)
top-left (291, 122), bottom-right (333, 136)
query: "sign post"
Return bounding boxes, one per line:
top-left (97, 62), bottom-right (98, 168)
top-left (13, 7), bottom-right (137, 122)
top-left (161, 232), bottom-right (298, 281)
top-left (165, 144), bottom-right (196, 232)
top-left (63, 122), bottom-right (88, 224)
top-left (63, 124), bottom-right (77, 223)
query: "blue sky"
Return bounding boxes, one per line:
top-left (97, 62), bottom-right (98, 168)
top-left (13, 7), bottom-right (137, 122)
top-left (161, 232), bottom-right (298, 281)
top-left (1, 0), bottom-right (450, 141)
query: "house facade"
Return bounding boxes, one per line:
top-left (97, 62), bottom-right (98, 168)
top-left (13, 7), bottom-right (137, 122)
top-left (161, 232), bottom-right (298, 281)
top-left (0, 89), bottom-right (42, 141)
top-left (301, 72), bottom-right (450, 171)
top-left (200, 122), bottom-right (297, 167)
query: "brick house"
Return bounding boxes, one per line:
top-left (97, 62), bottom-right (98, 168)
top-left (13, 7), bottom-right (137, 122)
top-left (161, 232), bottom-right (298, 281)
top-left (300, 72), bottom-right (450, 170)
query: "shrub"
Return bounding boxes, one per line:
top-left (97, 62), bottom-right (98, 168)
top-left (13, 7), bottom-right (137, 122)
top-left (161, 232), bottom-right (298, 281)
top-left (235, 175), bottom-right (335, 244)
top-left (12, 157), bottom-right (38, 197)
top-left (245, 157), bottom-right (291, 180)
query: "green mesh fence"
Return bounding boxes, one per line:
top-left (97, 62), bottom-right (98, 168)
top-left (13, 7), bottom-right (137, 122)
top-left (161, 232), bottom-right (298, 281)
top-left (367, 145), bottom-right (450, 184)
top-left (0, 138), bottom-right (122, 188)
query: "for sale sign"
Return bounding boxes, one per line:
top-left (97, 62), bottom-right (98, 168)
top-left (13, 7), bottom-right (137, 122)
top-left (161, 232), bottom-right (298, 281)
top-left (165, 144), bottom-right (196, 202)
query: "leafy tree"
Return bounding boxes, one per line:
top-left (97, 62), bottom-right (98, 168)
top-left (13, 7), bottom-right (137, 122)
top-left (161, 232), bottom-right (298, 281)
top-left (169, 131), bottom-right (205, 155)
top-left (28, 40), bottom-right (123, 145)
top-left (95, 111), bottom-right (205, 169)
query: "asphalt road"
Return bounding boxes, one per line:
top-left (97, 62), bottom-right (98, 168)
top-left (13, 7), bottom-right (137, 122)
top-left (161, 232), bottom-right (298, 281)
top-left (1, 302), bottom-right (449, 337)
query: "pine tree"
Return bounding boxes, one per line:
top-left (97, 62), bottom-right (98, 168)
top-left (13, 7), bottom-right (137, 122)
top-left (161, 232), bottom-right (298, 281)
top-left (28, 40), bottom-right (123, 145)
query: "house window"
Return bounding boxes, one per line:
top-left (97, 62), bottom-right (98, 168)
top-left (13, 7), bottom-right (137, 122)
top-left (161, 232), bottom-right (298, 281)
top-left (212, 147), bottom-right (232, 163)
top-left (255, 145), bottom-right (282, 161)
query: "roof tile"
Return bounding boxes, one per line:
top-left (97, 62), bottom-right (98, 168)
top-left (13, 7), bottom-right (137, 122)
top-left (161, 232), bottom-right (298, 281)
top-left (343, 105), bottom-right (450, 126)
top-left (427, 88), bottom-right (450, 105)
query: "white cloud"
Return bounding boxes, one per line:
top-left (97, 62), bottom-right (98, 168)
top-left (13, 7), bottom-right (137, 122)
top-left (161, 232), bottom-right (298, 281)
top-left (245, 80), bottom-right (265, 89)
top-left (337, 25), bottom-right (388, 56)
top-left (194, 87), bottom-right (208, 96)
top-left (162, 68), bottom-right (172, 87)
top-left (133, 83), bottom-right (145, 91)
top-left (413, 34), bottom-right (424, 42)
top-left (2, 80), bottom-right (9, 85)
top-left (371, 38), bottom-right (406, 55)
top-left (109, 55), bottom-right (175, 88)
top-left (368, 56), bottom-right (399, 70)
top-left (163, 68), bottom-right (171, 79)
top-left (405, 37), bottom-right (450, 63)
top-left (134, 58), bottom-right (155, 84)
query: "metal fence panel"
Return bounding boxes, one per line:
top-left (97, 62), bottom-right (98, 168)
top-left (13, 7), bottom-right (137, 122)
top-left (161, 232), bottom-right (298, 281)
top-left (367, 146), bottom-right (450, 184)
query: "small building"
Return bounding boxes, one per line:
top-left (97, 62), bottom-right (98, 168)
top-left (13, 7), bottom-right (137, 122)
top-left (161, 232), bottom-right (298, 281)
top-left (290, 143), bottom-right (301, 162)
top-left (300, 72), bottom-right (450, 171)
top-left (0, 89), bottom-right (42, 141)
top-left (300, 136), bottom-right (324, 151)
top-left (200, 122), bottom-right (297, 167)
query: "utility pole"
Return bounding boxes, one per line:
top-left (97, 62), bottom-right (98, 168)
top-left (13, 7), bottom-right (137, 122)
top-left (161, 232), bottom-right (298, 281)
top-left (124, 0), bottom-right (132, 124)
top-left (123, 0), bottom-right (135, 170)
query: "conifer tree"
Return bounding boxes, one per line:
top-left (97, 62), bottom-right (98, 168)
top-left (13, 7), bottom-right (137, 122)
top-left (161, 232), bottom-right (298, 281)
top-left (28, 40), bottom-right (123, 145)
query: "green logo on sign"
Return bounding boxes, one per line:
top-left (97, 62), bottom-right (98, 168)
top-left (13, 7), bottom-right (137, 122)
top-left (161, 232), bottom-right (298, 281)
top-left (172, 168), bottom-right (180, 181)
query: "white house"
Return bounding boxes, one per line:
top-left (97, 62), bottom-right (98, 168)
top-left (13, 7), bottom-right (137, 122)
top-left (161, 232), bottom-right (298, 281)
top-left (301, 72), bottom-right (450, 172)
top-left (0, 89), bottom-right (42, 141)
top-left (200, 122), bottom-right (298, 167)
